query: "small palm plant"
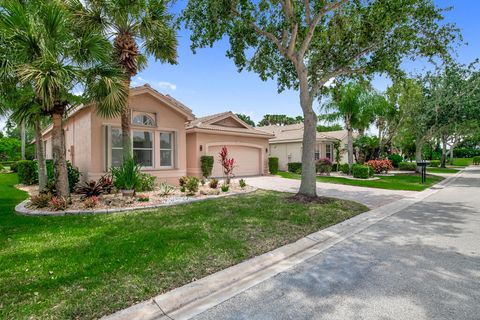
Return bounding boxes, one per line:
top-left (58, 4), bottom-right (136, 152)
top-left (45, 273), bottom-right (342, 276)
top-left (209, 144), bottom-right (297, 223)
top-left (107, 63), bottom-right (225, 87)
top-left (111, 158), bottom-right (141, 196)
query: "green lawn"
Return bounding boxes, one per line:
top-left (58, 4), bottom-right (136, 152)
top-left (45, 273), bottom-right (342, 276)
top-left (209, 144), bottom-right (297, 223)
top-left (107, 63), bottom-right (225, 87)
top-left (427, 167), bottom-right (460, 174)
top-left (0, 173), bottom-right (367, 319)
top-left (450, 158), bottom-right (473, 166)
top-left (277, 171), bottom-right (444, 191)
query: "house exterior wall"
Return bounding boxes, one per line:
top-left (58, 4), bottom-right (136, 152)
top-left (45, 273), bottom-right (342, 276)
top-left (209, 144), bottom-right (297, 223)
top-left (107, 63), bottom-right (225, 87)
top-left (186, 131), bottom-right (270, 177)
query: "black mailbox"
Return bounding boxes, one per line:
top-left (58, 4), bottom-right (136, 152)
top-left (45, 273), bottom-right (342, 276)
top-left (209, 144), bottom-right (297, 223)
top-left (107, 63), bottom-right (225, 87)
top-left (416, 161), bottom-right (429, 183)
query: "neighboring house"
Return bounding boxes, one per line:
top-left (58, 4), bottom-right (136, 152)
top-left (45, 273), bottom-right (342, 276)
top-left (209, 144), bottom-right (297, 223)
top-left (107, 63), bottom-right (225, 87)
top-left (41, 84), bottom-right (273, 184)
top-left (258, 123), bottom-right (351, 171)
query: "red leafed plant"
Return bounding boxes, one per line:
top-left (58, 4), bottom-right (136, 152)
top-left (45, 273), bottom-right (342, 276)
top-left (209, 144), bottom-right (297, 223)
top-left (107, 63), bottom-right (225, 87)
top-left (365, 159), bottom-right (394, 174)
top-left (219, 146), bottom-right (235, 184)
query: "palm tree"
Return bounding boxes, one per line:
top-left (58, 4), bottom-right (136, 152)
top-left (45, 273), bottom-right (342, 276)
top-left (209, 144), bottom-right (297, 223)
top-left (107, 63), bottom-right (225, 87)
top-left (1, 0), bottom-right (128, 197)
top-left (68, 0), bottom-right (178, 160)
top-left (322, 82), bottom-right (372, 172)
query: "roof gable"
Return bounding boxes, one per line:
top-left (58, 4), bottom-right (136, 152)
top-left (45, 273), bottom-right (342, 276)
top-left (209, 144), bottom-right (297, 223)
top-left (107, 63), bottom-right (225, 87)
top-left (210, 116), bottom-right (249, 129)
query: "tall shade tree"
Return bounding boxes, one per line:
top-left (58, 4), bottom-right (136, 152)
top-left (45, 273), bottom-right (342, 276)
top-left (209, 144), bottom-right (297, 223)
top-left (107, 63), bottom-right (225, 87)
top-left (0, 0), bottom-right (128, 197)
top-left (68, 0), bottom-right (178, 160)
top-left (183, 0), bottom-right (459, 197)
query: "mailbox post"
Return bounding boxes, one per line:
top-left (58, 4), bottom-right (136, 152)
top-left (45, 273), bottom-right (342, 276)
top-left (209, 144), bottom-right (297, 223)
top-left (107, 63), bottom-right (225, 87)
top-left (416, 161), bottom-right (429, 183)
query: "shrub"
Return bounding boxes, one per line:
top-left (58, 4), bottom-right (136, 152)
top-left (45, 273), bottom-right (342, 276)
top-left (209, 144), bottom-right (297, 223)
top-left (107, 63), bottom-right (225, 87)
top-left (136, 194), bottom-right (150, 202)
top-left (287, 162), bottom-right (302, 174)
top-left (365, 159), bottom-right (393, 174)
top-left (220, 184), bottom-right (229, 192)
top-left (352, 165), bottom-right (372, 179)
top-left (399, 162), bottom-right (416, 171)
top-left (453, 148), bottom-right (480, 158)
top-left (10, 161), bottom-right (18, 172)
top-left (316, 158), bottom-right (332, 175)
top-left (239, 178), bottom-right (246, 188)
top-left (429, 160), bottom-right (440, 167)
top-left (473, 156), bottom-right (480, 165)
top-left (200, 178), bottom-right (206, 186)
top-left (17, 160), bottom-right (38, 185)
top-left (75, 180), bottom-right (104, 199)
top-left (268, 157), bottom-right (279, 174)
top-left (219, 146), bottom-right (235, 184)
top-left (388, 154), bottom-right (403, 168)
top-left (49, 196), bottom-right (68, 211)
top-left (180, 186), bottom-right (186, 193)
top-left (46, 160), bottom-right (80, 192)
top-left (185, 177), bottom-right (199, 195)
top-left (83, 196), bottom-right (99, 208)
top-left (158, 182), bottom-right (175, 196)
top-left (339, 163), bottom-right (350, 175)
top-left (30, 193), bottom-right (52, 208)
top-left (137, 173), bottom-right (156, 192)
top-left (179, 176), bottom-right (188, 187)
top-left (200, 155), bottom-right (214, 178)
top-left (98, 175), bottom-right (114, 194)
top-left (40, 180), bottom-right (56, 195)
top-left (111, 158), bottom-right (141, 190)
top-left (209, 178), bottom-right (219, 189)
top-left (0, 164), bottom-right (5, 172)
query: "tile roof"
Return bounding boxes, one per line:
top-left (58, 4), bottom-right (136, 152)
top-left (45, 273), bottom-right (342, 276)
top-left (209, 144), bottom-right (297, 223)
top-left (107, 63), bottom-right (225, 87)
top-left (257, 123), bottom-right (348, 142)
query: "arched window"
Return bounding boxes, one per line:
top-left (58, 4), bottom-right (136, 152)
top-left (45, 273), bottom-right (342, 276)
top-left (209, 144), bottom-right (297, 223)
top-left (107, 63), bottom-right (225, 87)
top-left (132, 114), bottom-right (155, 126)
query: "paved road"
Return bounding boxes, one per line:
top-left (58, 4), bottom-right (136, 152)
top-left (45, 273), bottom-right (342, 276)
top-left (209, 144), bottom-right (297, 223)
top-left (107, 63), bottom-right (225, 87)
top-left (194, 167), bottom-right (480, 320)
top-left (245, 176), bottom-right (415, 208)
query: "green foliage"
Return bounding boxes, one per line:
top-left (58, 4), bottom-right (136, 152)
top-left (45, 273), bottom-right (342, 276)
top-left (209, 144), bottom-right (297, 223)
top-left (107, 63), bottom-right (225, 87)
top-left (185, 177), bottom-right (199, 195)
top-left (136, 194), bottom-right (150, 202)
top-left (49, 196), bottom-right (68, 211)
top-left (388, 154), bottom-right (403, 168)
top-left (258, 115), bottom-right (302, 126)
top-left (287, 162), bottom-right (302, 174)
top-left (453, 148), bottom-right (480, 158)
top-left (473, 156), bottom-right (480, 165)
top-left (399, 162), bottom-right (417, 171)
top-left (0, 164), bottom-right (5, 172)
top-left (353, 135), bottom-right (380, 162)
top-left (339, 164), bottom-right (350, 175)
top-left (316, 158), bottom-right (332, 175)
top-left (268, 157), bottom-right (279, 174)
top-left (30, 193), bottom-right (52, 208)
top-left (352, 165), bottom-right (372, 179)
top-left (317, 124), bottom-right (343, 132)
top-left (209, 178), bottom-right (219, 189)
top-left (10, 161), bottom-right (18, 172)
top-left (75, 180), bottom-right (105, 199)
top-left (179, 176), bottom-right (188, 187)
top-left (158, 182), bottom-right (175, 196)
top-left (220, 184), bottom-right (229, 192)
top-left (17, 160), bottom-right (37, 185)
top-left (429, 160), bottom-right (440, 167)
top-left (200, 156), bottom-right (214, 178)
top-left (46, 160), bottom-right (80, 193)
top-left (136, 173), bottom-right (156, 192)
top-left (111, 158), bottom-right (141, 190)
top-left (235, 114), bottom-right (255, 127)
top-left (0, 137), bottom-right (21, 161)
top-left (239, 178), bottom-right (246, 188)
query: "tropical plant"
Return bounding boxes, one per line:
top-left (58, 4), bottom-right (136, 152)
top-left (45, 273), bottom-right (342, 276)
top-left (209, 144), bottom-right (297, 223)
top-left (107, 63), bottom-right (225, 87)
top-left (111, 157), bottom-right (141, 190)
top-left (136, 173), bottom-right (156, 192)
top-left (185, 177), bottom-right (199, 195)
top-left (235, 114), bottom-right (255, 127)
top-left (158, 182), bottom-right (174, 196)
top-left (98, 175), bottom-right (114, 194)
top-left (258, 114), bottom-right (303, 126)
top-left (218, 146), bottom-right (235, 184)
top-left (49, 196), bottom-right (68, 211)
top-left (365, 159), bottom-right (393, 174)
top-left (183, 0), bottom-right (458, 197)
top-left (69, 0), bottom-right (178, 159)
top-left (209, 178), bottom-right (219, 189)
top-left (239, 178), bottom-right (246, 188)
top-left (75, 180), bottom-right (105, 199)
top-left (200, 155), bottom-right (214, 178)
top-left (83, 196), bottom-right (99, 208)
top-left (178, 176), bottom-right (188, 187)
top-left (0, 1), bottom-right (129, 197)
top-left (220, 184), bottom-right (229, 192)
top-left (30, 193), bottom-right (52, 208)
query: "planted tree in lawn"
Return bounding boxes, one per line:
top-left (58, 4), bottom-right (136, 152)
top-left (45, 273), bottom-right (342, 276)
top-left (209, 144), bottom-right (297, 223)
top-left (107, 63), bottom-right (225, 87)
top-left (218, 146), bottom-right (235, 184)
top-left (0, 0), bottom-right (128, 197)
top-left (68, 0), bottom-right (178, 160)
top-left (183, 0), bottom-right (458, 197)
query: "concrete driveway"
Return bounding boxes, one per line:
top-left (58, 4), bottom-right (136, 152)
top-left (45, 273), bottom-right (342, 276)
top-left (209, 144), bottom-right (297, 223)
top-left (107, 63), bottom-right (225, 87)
top-left (245, 176), bottom-right (416, 208)
top-left (194, 167), bottom-right (480, 320)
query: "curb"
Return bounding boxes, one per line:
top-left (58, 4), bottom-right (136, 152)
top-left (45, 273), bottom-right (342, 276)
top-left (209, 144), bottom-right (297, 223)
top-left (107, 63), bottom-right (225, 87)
top-left (102, 168), bottom-right (465, 320)
top-left (15, 188), bottom-right (258, 217)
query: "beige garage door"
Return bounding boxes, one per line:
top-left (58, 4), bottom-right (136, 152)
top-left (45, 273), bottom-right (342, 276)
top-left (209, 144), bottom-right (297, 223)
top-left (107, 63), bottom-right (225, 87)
top-left (209, 145), bottom-right (261, 177)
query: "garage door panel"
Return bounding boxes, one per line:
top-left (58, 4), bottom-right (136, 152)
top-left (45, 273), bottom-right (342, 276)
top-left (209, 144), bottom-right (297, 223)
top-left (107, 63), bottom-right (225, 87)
top-left (209, 145), bottom-right (261, 177)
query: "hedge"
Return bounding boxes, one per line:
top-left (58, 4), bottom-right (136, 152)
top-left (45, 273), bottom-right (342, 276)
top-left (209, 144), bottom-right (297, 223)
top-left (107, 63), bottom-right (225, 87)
top-left (17, 160), bottom-right (38, 185)
top-left (339, 163), bottom-right (350, 174)
top-left (453, 148), bottom-right (480, 158)
top-left (473, 156), bottom-right (480, 165)
top-left (268, 157), bottom-right (279, 174)
top-left (429, 160), bottom-right (440, 167)
top-left (352, 164), bottom-right (372, 179)
top-left (387, 154), bottom-right (403, 168)
top-left (399, 162), bottom-right (416, 171)
top-left (287, 162), bottom-right (302, 174)
top-left (200, 155), bottom-right (214, 178)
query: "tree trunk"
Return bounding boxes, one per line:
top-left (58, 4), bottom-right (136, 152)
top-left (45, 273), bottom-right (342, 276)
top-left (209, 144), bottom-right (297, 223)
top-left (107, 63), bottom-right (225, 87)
top-left (34, 118), bottom-right (47, 190)
top-left (297, 77), bottom-right (317, 198)
top-left (440, 135), bottom-right (447, 168)
top-left (121, 78), bottom-right (132, 160)
top-left (51, 112), bottom-right (69, 197)
top-left (20, 121), bottom-right (26, 160)
top-left (347, 122), bottom-right (354, 174)
top-left (415, 140), bottom-right (423, 173)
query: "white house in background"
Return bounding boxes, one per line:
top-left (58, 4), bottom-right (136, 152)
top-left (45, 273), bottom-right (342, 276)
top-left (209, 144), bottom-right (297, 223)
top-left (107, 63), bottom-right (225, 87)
top-left (258, 123), bottom-right (351, 171)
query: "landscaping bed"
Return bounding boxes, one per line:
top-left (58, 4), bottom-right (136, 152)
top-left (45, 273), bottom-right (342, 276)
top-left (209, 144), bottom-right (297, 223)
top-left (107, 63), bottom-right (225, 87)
top-left (0, 173), bottom-right (368, 319)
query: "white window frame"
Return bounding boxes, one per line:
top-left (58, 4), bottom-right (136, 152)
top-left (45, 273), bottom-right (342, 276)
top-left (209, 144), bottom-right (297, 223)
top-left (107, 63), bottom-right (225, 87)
top-left (132, 113), bottom-right (156, 127)
top-left (159, 131), bottom-right (174, 168)
top-left (326, 144), bottom-right (332, 161)
top-left (314, 143), bottom-right (320, 160)
top-left (110, 127), bottom-right (123, 168)
top-left (132, 130), bottom-right (154, 168)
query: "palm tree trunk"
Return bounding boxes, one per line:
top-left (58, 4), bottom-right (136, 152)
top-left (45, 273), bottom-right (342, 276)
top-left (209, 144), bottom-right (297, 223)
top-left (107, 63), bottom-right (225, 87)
top-left (34, 118), bottom-right (47, 190)
top-left (121, 78), bottom-right (132, 160)
top-left (20, 121), bottom-right (26, 160)
top-left (346, 121), bottom-right (354, 174)
top-left (51, 112), bottom-right (69, 197)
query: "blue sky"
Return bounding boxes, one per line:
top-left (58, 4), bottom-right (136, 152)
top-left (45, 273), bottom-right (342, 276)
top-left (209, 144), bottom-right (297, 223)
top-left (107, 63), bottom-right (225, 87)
top-left (1, 0), bottom-right (479, 130)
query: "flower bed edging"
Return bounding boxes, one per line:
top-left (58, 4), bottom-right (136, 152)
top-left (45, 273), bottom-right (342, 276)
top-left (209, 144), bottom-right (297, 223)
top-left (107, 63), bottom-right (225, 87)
top-left (15, 188), bottom-right (258, 217)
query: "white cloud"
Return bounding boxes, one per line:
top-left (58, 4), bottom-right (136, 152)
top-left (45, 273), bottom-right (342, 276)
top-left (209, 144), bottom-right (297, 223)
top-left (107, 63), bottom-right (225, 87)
top-left (156, 81), bottom-right (177, 91)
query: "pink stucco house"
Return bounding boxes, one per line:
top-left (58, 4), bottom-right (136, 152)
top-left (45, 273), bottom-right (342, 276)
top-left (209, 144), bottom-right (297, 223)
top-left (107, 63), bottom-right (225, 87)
top-left (41, 84), bottom-right (274, 184)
